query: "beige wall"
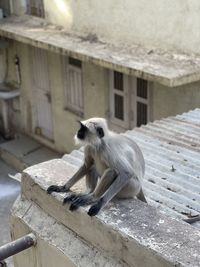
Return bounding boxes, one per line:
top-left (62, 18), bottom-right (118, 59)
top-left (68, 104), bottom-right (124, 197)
top-left (152, 81), bottom-right (200, 120)
top-left (3, 41), bottom-right (200, 153)
top-left (49, 56), bottom-right (108, 152)
top-left (43, 0), bottom-right (200, 55)
top-left (4, 41), bottom-right (108, 153)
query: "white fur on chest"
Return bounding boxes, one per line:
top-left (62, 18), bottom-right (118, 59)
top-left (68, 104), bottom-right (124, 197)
top-left (93, 153), bottom-right (107, 176)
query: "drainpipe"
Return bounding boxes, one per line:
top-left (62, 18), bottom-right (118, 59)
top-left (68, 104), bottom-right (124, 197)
top-left (0, 233), bottom-right (37, 262)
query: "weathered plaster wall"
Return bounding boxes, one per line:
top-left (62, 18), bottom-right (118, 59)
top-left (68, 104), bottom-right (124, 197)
top-left (5, 40), bottom-right (18, 86)
top-left (47, 51), bottom-right (79, 153)
top-left (47, 53), bottom-right (108, 152)
top-left (12, 0), bottom-right (26, 15)
top-left (3, 40), bottom-right (200, 153)
top-left (44, 0), bottom-right (73, 31)
top-left (43, 0), bottom-right (200, 54)
top-left (152, 81), bottom-right (200, 120)
top-left (17, 43), bottom-right (33, 133)
top-left (83, 62), bottom-right (108, 119)
top-left (4, 41), bottom-right (108, 153)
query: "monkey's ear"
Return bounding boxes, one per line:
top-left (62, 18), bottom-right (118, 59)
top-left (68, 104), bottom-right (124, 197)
top-left (77, 120), bottom-right (87, 129)
top-left (96, 127), bottom-right (104, 138)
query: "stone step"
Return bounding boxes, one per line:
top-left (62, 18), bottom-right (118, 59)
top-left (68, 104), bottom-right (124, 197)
top-left (0, 134), bottom-right (60, 172)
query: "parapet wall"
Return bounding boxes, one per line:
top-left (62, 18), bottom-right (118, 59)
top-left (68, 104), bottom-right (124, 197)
top-left (11, 0), bottom-right (200, 54)
top-left (11, 159), bottom-right (200, 267)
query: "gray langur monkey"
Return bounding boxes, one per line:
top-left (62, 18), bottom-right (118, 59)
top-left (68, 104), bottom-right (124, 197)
top-left (47, 118), bottom-right (200, 223)
top-left (47, 117), bottom-right (147, 216)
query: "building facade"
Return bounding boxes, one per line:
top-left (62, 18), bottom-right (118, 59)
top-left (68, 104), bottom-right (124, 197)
top-left (0, 0), bottom-right (200, 152)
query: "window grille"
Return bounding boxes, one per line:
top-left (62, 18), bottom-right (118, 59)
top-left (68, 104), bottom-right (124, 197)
top-left (110, 72), bottom-right (150, 129)
top-left (110, 71), bottom-right (129, 128)
top-left (137, 78), bottom-right (148, 99)
top-left (136, 78), bottom-right (148, 127)
top-left (63, 57), bottom-right (83, 115)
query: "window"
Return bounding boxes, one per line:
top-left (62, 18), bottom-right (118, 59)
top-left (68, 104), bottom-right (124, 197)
top-left (27, 0), bottom-right (45, 18)
top-left (63, 56), bottom-right (83, 115)
top-left (110, 71), bottom-right (129, 128)
top-left (0, 0), bottom-right (11, 17)
top-left (136, 78), bottom-right (149, 127)
top-left (110, 71), bottom-right (150, 129)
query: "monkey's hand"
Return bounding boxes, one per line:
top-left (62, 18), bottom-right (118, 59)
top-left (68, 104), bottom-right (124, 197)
top-left (63, 193), bottom-right (96, 211)
top-left (47, 185), bottom-right (69, 194)
top-left (88, 198), bottom-right (103, 216)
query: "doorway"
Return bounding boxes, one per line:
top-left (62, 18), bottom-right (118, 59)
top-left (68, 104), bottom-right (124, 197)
top-left (30, 47), bottom-right (53, 140)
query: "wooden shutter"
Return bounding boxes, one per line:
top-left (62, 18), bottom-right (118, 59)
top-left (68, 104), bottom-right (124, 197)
top-left (136, 78), bottom-right (149, 127)
top-left (110, 70), bottom-right (129, 128)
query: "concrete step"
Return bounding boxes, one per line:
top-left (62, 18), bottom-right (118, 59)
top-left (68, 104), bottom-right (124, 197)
top-left (0, 134), bottom-right (60, 172)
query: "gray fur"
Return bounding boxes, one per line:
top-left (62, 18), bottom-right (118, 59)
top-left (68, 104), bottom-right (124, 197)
top-left (47, 117), bottom-right (147, 216)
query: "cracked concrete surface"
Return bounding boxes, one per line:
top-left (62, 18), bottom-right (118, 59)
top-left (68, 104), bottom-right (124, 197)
top-left (13, 158), bottom-right (200, 267)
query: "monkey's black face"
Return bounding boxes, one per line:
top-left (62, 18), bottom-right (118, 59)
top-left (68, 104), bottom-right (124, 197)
top-left (77, 122), bottom-right (88, 140)
top-left (75, 120), bottom-right (106, 147)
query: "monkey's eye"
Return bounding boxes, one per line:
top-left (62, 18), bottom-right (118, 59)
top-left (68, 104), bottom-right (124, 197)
top-left (96, 127), bottom-right (104, 138)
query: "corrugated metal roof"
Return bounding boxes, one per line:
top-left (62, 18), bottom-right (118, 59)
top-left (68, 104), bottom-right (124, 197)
top-left (63, 108), bottom-right (200, 228)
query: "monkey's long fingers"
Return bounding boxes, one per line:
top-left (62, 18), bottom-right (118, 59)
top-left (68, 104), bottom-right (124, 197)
top-left (88, 199), bottom-right (103, 216)
top-left (71, 194), bottom-right (95, 207)
top-left (69, 194), bottom-right (96, 211)
top-left (47, 185), bottom-right (67, 194)
top-left (63, 193), bottom-right (77, 205)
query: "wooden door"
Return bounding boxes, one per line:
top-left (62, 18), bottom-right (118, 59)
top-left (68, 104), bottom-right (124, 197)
top-left (31, 47), bottom-right (53, 140)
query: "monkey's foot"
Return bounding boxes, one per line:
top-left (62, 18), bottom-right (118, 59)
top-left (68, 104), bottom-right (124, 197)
top-left (47, 185), bottom-right (67, 194)
top-left (88, 199), bottom-right (103, 216)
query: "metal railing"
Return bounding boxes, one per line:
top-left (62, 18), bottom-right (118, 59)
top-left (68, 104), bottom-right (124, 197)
top-left (0, 233), bottom-right (37, 264)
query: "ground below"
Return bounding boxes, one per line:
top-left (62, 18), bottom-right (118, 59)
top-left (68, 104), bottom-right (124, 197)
top-left (0, 160), bottom-right (20, 267)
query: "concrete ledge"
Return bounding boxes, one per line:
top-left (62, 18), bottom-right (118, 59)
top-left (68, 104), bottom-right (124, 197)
top-left (1, 15), bottom-right (200, 87)
top-left (21, 159), bottom-right (200, 267)
top-left (11, 197), bottom-right (125, 267)
top-left (0, 135), bottom-right (60, 171)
